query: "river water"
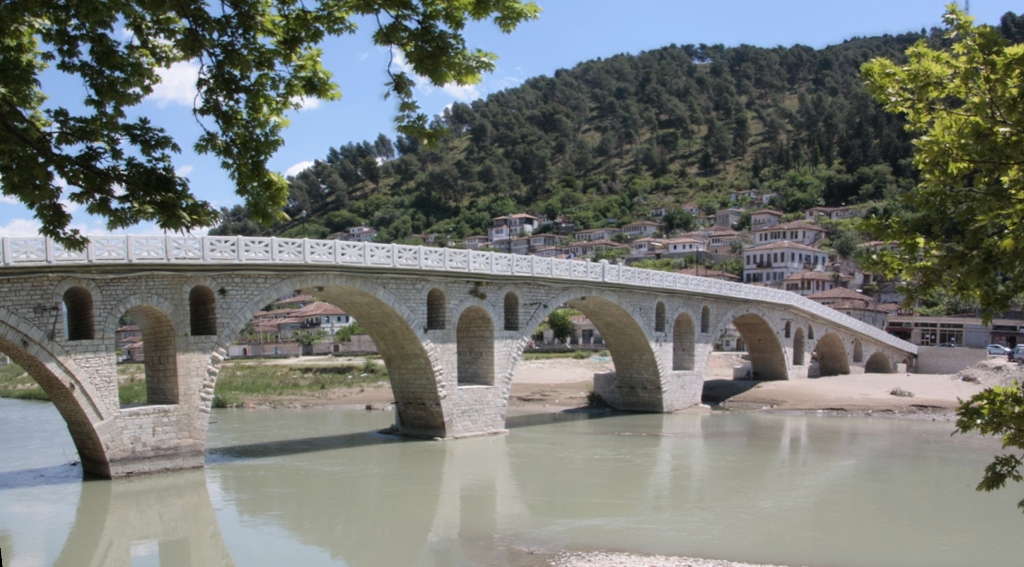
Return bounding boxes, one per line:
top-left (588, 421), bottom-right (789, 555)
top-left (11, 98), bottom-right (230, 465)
top-left (1, 397), bottom-right (1022, 567)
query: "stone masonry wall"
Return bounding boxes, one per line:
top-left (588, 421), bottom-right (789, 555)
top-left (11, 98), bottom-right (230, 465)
top-left (0, 241), bottom-right (917, 476)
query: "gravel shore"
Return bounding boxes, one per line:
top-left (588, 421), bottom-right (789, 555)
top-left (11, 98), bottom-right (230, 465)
top-left (552, 551), bottom-right (795, 567)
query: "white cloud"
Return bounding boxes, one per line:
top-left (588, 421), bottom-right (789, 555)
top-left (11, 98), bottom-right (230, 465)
top-left (0, 218), bottom-right (42, 237)
top-left (0, 194), bottom-right (19, 205)
top-left (285, 161), bottom-right (314, 177)
top-left (176, 165), bottom-right (194, 177)
top-left (290, 96), bottom-right (321, 111)
top-left (442, 83), bottom-right (481, 102)
top-left (488, 75), bottom-right (525, 92)
top-left (390, 49), bottom-right (494, 103)
top-left (149, 61), bottom-right (200, 108)
top-left (59, 199), bottom-right (80, 215)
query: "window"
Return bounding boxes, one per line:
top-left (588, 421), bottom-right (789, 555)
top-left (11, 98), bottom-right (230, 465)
top-left (63, 286), bottom-right (95, 340)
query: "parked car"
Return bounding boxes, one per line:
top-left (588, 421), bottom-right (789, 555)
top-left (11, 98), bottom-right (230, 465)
top-left (1012, 345), bottom-right (1024, 364)
top-left (987, 344), bottom-right (1011, 356)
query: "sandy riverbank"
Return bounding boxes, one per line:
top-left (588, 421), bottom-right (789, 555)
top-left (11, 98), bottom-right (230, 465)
top-left (233, 353), bottom-right (1022, 418)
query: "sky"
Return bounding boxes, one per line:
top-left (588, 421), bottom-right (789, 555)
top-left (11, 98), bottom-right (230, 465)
top-left (2, 0), bottom-right (1020, 237)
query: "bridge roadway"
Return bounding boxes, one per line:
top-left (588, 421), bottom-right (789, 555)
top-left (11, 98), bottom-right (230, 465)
top-left (0, 235), bottom-right (915, 478)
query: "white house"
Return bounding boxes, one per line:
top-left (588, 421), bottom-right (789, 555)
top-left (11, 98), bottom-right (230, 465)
top-left (489, 213), bottom-right (539, 243)
top-left (347, 226), bottom-right (377, 242)
top-left (715, 208), bottom-right (743, 228)
top-left (728, 189), bottom-right (759, 202)
top-left (805, 206), bottom-right (863, 222)
top-left (749, 209), bottom-right (783, 231)
top-left (630, 237), bottom-right (666, 256)
top-left (529, 234), bottom-right (569, 250)
top-left (573, 227), bottom-right (620, 242)
top-left (751, 220), bottom-right (825, 246)
top-left (621, 221), bottom-right (663, 239)
top-left (666, 237), bottom-right (706, 254)
top-left (743, 241), bottom-right (829, 284)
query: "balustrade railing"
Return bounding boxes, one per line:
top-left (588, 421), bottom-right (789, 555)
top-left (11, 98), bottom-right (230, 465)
top-left (0, 235), bottom-right (913, 352)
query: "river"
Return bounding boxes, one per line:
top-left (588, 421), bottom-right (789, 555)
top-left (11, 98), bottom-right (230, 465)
top-left (1, 397), bottom-right (1021, 567)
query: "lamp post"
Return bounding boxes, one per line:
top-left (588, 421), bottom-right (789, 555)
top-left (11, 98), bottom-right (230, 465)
top-left (301, 210), bottom-right (308, 238)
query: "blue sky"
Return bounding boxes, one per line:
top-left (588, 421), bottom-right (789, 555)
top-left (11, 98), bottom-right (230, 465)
top-left (2, 0), bottom-right (1019, 236)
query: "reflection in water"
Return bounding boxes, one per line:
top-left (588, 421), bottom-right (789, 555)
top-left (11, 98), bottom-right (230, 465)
top-left (3, 399), bottom-right (1024, 567)
top-left (53, 470), bottom-right (235, 567)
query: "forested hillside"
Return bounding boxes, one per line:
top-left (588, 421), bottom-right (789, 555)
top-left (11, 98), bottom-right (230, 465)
top-left (213, 29), bottom-right (944, 241)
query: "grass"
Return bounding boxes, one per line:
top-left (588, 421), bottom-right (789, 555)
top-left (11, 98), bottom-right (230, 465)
top-left (118, 363), bottom-right (148, 405)
top-left (1, 358), bottom-right (392, 408)
top-left (0, 363), bottom-right (48, 401)
top-left (523, 350), bottom-right (602, 361)
top-left (212, 358), bottom-right (389, 407)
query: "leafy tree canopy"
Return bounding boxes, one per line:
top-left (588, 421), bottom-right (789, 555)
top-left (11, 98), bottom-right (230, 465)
top-left (0, 0), bottom-right (540, 249)
top-left (861, 5), bottom-right (1024, 322)
top-left (546, 308), bottom-right (577, 343)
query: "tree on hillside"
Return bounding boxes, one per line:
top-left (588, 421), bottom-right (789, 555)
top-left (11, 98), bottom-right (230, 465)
top-left (661, 207), bottom-right (696, 233)
top-left (863, 5), bottom-right (1024, 512)
top-left (0, 0), bottom-right (540, 249)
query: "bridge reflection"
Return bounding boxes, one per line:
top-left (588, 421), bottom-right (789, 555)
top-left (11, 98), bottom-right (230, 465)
top-left (30, 410), bottom-right (970, 567)
top-left (53, 470), bottom-right (234, 567)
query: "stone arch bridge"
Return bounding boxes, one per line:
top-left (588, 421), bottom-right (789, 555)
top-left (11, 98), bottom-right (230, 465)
top-left (0, 235), bottom-right (915, 478)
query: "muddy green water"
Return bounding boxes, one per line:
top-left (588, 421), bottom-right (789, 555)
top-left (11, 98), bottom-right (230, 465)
top-left (1, 397), bottom-right (1022, 567)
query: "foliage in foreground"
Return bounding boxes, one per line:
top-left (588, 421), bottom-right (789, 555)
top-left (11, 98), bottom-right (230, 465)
top-left (955, 383), bottom-right (1024, 511)
top-left (861, 5), bottom-right (1024, 321)
top-left (1, 0), bottom-right (539, 249)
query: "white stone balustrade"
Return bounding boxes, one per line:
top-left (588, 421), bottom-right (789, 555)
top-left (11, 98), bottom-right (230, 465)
top-left (0, 235), bottom-right (915, 354)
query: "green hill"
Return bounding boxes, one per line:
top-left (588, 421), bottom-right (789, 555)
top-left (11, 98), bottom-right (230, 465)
top-left (213, 30), bottom-right (944, 241)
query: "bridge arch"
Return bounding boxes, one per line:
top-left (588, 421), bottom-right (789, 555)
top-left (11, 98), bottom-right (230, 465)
top-left (793, 327), bottom-right (806, 366)
top-left (427, 288), bottom-right (446, 330)
top-left (0, 308), bottom-right (112, 475)
top-left (570, 293), bottom-right (663, 410)
top-left (124, 305), bottom-right (180, 405)
top-left (503, 291), bottom-right (519, 331)
top-left (63, 287), bottom-right (96, 341)
top-left (516, 287), bottom-right (663, 411)
top-left (456, 306), bottom-right (495, 386)
top-left (865, 351), bottom-right (894, 373)
top-left (672, 311), bottom-right (696, 371)
top-left (814, 332), bottom-right (850, 376)
top-left (52, 277), bottom-right (103, 341)
top-left (189, 285), bottom-right (218, 337)
top-left (221, 274), bottom-right (450, 437)
top-left (714, 307), bottom-right (788, 380)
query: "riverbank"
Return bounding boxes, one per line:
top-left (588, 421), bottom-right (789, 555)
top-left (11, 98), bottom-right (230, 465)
top-left (218, 353), bottom-right (1022, 421)
top-left (509, 549), bottom-right (797, 567)
top-left (3, 353), bottom-right (1018, 417)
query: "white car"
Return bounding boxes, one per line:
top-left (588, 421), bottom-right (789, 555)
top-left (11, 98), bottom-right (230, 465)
top-left (1013, 345), bottom-right (1024, 364)
top-left (987, 344), bottom-right (1011, 356)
